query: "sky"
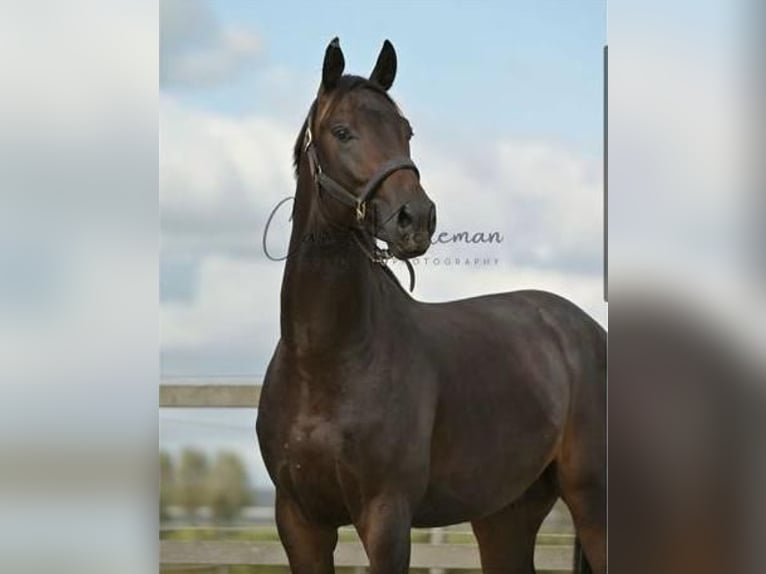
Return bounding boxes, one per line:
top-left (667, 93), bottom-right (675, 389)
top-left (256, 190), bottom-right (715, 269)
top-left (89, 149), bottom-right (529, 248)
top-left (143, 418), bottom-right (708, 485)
top-left (163, 1), bottom-right (605, 151)
top-left (159, 0), bottom-right (607, 486)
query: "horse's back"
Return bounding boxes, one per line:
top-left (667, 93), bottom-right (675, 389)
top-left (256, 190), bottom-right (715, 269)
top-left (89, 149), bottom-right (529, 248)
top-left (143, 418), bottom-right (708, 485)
top-left (425, 288), bottom-right (604, 382)
top-left (433, 288), bottom-right (603, 333)
top-left (417, 288), bottom-right (604, 390)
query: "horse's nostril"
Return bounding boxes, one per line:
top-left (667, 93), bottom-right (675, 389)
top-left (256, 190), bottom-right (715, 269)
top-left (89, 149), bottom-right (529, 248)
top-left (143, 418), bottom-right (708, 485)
top-left (428, 203), bottom-right (436, 234)
top-left (397, 206), bottom-right (413, 230)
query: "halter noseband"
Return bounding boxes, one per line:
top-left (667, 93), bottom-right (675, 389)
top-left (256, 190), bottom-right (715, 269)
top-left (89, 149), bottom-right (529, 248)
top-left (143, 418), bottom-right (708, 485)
top-left (303, 123), bottom-right (420, 224)
top-left (302, 112), bottom-right (420, 292)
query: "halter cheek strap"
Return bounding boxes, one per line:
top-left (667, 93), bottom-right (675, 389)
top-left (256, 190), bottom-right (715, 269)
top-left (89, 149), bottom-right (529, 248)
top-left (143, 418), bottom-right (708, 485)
top-left (303, 125), bottom-right (419, 223)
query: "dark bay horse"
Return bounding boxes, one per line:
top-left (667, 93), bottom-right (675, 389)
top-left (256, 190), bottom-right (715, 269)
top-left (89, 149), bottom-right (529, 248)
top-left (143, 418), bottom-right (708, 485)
top-left (256, 38), bottom-right (606, 574)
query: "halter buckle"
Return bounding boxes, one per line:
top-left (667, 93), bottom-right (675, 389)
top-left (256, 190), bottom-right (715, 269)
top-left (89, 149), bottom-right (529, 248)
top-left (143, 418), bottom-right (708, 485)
top-left (304, 127), bottom-right (322, 176)
top-left (355, 201), bottom-right (366, 222)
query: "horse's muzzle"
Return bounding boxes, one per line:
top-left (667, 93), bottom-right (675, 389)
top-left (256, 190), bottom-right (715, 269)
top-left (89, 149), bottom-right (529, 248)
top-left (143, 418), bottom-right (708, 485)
top-left (384, 197), bottom-right (436, 259)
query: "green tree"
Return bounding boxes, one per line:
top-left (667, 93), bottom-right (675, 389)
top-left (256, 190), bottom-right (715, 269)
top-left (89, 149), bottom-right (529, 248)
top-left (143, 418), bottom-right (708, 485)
top-left (159, 450), bottom-right (174, 522)
top-left (176, 448), bottom-right (210, 521)
top-left (208, 451), bottom-right (250, 523)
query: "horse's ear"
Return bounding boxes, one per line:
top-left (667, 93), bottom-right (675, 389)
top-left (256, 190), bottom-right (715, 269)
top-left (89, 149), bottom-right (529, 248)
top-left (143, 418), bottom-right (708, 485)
top-left (370, 39), bottom-right (397, 90)
top-left (322, 37), bottom-right (345, 91)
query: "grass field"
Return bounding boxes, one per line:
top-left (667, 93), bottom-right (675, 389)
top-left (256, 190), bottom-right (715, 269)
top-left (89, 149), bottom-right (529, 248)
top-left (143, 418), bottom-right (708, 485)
top-left (160, 501), bottom-right (575, 573)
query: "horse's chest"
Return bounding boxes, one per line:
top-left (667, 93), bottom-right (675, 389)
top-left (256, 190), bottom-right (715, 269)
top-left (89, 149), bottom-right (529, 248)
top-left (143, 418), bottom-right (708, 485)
top-left (271, 412), bottom-right (351, 519)
top-left (281, 414), bottom-right (342, 469)
top-left (258, 354), bottom-right (423, 521)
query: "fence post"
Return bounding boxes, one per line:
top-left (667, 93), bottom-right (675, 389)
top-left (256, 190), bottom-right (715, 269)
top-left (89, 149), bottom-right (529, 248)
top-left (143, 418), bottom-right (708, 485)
top-left (429, 527), bottom-right (445, 574)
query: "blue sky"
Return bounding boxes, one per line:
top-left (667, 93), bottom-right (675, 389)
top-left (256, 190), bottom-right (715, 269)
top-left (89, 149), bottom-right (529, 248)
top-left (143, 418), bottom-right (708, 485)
top-left (164, 0), bottom-right (605, 153)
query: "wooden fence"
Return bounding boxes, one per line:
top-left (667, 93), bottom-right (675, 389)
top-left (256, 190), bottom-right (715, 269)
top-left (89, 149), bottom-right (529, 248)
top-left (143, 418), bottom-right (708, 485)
top-left (160, 382), bottom-right (575, 572)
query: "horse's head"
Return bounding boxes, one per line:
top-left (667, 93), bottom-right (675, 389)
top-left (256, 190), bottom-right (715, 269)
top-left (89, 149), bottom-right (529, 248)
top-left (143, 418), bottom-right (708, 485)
top-left (297, 38), bottom-right (436, 260)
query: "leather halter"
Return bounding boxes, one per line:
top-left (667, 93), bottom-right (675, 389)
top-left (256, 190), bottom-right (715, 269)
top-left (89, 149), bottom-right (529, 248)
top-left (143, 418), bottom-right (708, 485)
top-left (302, 111), bottom-right (419, 292)
top-left (303, 124), bottom-right (419, 223)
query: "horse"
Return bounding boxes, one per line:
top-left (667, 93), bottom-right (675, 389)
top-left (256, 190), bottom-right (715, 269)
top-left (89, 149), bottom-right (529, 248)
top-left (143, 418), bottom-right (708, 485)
top-left (256, 38), bottom-right (606, 574)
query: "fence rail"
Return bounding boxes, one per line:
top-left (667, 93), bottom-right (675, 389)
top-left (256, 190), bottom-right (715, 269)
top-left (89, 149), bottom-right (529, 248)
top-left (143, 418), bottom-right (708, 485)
top-left (161, 540), bottom-right (574, 570)
top-left (160, 382), bottom-right (575, 572)
top-left (160, 384), bottom-right (260, 407)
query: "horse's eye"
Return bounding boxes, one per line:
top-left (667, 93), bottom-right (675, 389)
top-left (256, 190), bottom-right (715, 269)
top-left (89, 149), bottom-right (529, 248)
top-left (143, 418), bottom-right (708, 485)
top-left (332, 126), bottom-right (353, 143)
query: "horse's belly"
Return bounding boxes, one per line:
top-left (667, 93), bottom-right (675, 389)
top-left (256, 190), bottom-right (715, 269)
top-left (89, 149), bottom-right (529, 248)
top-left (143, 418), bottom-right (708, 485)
top-left (412, 486), bottom-right (492, 527)
top-left (417, 406), bottom-right (563, 524)
top-left (412, 452), bottom-right (556, 526)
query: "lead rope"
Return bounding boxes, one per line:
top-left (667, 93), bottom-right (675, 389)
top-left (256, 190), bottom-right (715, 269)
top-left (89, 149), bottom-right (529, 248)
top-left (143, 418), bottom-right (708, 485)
top-left (402, 258), bottom-right (417, 293)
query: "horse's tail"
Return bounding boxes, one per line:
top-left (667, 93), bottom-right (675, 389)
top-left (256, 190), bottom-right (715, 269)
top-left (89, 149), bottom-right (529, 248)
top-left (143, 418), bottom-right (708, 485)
top-left (573, 536), bottom-right (593, 574)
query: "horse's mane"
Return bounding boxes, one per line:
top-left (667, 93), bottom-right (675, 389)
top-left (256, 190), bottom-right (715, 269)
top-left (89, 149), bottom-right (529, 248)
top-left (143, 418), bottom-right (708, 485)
top-left (292, 75), bottom-right (399, 178)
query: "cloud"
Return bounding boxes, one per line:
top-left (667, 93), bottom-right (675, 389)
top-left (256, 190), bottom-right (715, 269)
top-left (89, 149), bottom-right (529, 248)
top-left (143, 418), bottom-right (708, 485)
top-left (160, 95), bottom-right (295, 261)
top-left (415, 136), bottom-right (603, 274)
top-left (161, 255), bottom-right (282, 375)
top-left (411, 260), bottom-right (606, 324)
top-left (160, 0), bottom-right (260, 88)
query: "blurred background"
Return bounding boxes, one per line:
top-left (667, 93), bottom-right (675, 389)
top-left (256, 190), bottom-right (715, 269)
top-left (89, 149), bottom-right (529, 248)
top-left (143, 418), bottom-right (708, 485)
top-left (0, 0), bottom-right (763, 573)
top-left (159, 2), bottom-right (604, 571)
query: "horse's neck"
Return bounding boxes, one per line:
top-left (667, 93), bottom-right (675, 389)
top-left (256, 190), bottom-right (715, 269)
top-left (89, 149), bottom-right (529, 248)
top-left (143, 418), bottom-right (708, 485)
top-left (280, 175), bottom-right (384, 356)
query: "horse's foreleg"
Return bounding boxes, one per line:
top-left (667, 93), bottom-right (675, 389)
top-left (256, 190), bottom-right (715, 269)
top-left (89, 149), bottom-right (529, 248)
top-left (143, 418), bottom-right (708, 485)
top-left (355, 494), bottom-right (412, 574)
top-left (274, 490), bottom-right (338, 574)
